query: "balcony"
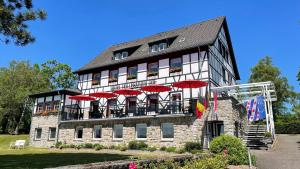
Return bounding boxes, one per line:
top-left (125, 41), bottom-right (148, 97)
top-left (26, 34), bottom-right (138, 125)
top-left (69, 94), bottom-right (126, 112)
top-left (60, 100), bottom-right (197, 122)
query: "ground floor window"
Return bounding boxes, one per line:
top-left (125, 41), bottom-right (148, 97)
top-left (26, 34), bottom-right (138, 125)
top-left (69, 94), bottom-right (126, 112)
top-left (93, 125), bottom-right (102, 139)
top-left (113, 124), bottom-right (123, 140)
top-left (136, 123), bottom-right (147, 140)
top-left (35, 128), bottom-right (42, 140)
top-left (75, 126), bottom-right (83, 139)
top-left (48, 127), bottom-right (56, 140)
top-left (161, 123), bottom-right (174, 140)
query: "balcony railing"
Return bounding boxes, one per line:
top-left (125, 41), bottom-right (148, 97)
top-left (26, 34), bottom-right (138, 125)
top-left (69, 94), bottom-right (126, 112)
top-left (60, 100), bottom-right (197, 121)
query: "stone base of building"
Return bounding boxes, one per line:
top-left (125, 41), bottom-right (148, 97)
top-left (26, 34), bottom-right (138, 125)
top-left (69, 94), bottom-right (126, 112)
top-left (29, 97), bottom-right (246, 148)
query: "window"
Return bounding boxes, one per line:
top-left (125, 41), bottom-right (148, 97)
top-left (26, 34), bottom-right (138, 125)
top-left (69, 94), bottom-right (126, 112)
top-left (36, 103), bottom-right (44, 113)
top-left (148, 62), bottom-right (158, 77)
top-left (150, 42), bottom-right (168, 53)
top-left (113, 124), bottom-right (123, 140)
top-left (127, 66), bottom-right (137, 80)
top-left (170, 93), bottom-right (182, 113)
top-left (75, 126), bottom-right (83, 139)
top-left (170, 57), bottom-right (182, 73)
top-left (127, 97), bottom-right (137, 114)
top-left (35, 128), bottom-right (42, 140)
top-left (49, 127), bottom-right (56, 140)
top-left (109, 70), bottom-right (118, 83)
top-left (122, 51), bottom-right (128, 58)
top-left (113, 51), bottom-right (128, 60)
top-left (92, 73), bottom-right (101, 86)
top-left (93, 125), bottom-right (102, 139)
top-left (147, 94), bottom-right (158, 112)
top-left (222, 67), bottom-right (226, 83)
top-left (136, 123), bottom-right (147, 140)
top-left (159, 43), bottom-right (167, 51)
top-left (150, 44), bottom-right (159, 52)
top-left (161, 123), bottom-right (174, 140)
top-left (53, 101), bottom-right (60, 111)
top-left (45, 102), bottom-right (52, 112)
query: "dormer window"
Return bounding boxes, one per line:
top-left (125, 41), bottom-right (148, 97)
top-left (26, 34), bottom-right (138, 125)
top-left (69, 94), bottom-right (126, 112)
top-left (150, 42), bottom-right (167, 53)
top-left (113, 51), bottom-right (128, 60)
top-left (149, 36), bottom-right (177, 53)
top-left (112, 46), bottom-right (140, 61)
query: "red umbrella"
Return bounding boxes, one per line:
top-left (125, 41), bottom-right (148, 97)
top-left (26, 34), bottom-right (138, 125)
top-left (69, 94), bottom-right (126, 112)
top-left (89, 91), bottom-right (116, 98)
top-left (141, 84), bottom-right (171, 93)
top-left (113, 88), bottom-right (142, 96)
top-left (69, 95), bottom-right (95, 101)
top-left (172, 80), bottom-right (208, 89)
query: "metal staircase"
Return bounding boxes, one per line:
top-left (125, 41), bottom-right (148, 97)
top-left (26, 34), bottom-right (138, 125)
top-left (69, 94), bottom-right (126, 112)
top-left (243, 125), bottom-right (267, 149)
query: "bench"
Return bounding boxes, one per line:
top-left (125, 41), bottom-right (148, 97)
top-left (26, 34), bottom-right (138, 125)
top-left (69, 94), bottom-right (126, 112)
top-left (9, 140), bottom-right (26, 149)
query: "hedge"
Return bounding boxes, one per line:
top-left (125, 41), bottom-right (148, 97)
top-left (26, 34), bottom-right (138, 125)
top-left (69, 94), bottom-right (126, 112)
top-left (275, 121), bottom-right (300, 134)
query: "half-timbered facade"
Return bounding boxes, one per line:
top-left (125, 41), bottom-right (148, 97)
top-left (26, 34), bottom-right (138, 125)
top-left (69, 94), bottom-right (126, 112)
top-left (29, 16), bottom-right (245, 148)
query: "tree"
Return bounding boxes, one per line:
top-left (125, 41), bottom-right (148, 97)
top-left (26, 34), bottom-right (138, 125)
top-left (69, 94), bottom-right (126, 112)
top-left (0, 60), bottom-right (76, 134)
top-left (249, 56), bottom-right (294, 116)
top-left (297, 70), bottom-right (300, 82)
top-left (41, 60), bottom-right (77, 90)
top-left (0, 61), bottom-right (50, 134)
top-left (0, 0), bottom-right (46, 46)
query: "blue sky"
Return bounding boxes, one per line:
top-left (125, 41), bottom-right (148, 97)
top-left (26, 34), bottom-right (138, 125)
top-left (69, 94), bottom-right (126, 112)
top-left (0, 0), bottom-right (299, 91)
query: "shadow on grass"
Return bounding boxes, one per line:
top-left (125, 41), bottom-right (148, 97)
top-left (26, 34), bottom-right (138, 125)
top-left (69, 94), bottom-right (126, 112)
top-left (0, 153), bottom-right (130, 169)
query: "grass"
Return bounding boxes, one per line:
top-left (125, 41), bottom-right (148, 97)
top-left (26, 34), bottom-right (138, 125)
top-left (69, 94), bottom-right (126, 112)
top-left (0, 135), bottom-right (130, 169)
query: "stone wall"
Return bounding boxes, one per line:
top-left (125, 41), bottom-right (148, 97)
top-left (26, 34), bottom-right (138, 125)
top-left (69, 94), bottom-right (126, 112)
top-left (58, 116), bottom-right (205, 148)
top-left (206, 96), bottom-right (246, 137)
top-left (29, 114), bottom-right (59, 147)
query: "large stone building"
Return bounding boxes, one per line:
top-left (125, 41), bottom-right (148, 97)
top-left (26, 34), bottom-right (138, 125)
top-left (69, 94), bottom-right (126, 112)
top-left (29, 16), bottom-right (246, 148)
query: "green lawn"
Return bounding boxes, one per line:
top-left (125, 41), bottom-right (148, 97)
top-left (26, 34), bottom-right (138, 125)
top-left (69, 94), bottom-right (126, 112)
top-left (0, 135), bottom-right (130, 169)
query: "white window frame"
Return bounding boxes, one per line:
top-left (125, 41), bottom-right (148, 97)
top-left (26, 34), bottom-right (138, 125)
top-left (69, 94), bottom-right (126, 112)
top-left (75, 126), bottom-right (83, 140)
top-left (48, 127), bottom-right (56, 140)
top-left (93, 125), bottom-right (102, 140)
top-left (35, 128), bottom-right (42, 140)
top-left (136, 123), bottom-right (147, 140)
top-left (161, 123), bottom-right (174, 141)
top-left (113, 124), bottom-right (123, 141)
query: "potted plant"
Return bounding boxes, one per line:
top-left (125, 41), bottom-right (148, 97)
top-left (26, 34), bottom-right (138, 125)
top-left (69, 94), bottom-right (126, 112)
top-left (147, 71), bottom-right (158, 77)
top-left (109, 77), bottom-right (117, 83)
top-left (263, 132), bottom-right (273, 148)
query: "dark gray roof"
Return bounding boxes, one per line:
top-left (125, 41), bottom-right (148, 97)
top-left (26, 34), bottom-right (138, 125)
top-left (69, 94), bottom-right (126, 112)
top-left (29, 88), bottom-right (81, 98)
top-left (76, 16), bottom-right (240, 79)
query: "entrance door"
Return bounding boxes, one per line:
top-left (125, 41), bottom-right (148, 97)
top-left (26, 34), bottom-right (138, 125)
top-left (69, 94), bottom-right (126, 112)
top-left (107, 99), bottom-right (117, 118)
top-left (208, 121), bottom-right (224, 138)
top-left (126, 97), bottom-right (137, 115)
top-left (170, 93), bottom-right (181, 114)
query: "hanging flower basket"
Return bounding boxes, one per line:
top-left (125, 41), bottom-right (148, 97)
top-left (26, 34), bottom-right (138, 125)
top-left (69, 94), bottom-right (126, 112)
top-left (169, 67), bottom-right (182, 73)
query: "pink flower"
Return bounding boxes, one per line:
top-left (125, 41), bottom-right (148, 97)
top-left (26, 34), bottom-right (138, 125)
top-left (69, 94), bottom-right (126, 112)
top-left (129, 162), bottom-right (137, 169)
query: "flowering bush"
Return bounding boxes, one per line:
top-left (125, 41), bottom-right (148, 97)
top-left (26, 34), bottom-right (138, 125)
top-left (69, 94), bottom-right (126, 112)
top-left (129, 162), bottom-right (137, 169)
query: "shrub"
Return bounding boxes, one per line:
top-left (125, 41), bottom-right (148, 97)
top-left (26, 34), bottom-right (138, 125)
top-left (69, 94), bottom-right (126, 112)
top-left (119, 145), bottom-right (128, 151)
top-left (190, 149), bottom-right (203, 154)
top-left (128, 141), bottom-right (148, 150)
top-left (264, 132), bottom-right (272, 137)
top-left (147, 146), bottom-right (157, 152)
top-left (176, 148), bottom-right (186, 154)
top-left (55, 141), bottom-right (62, 148)
top-left (160, 146), bottom-right (167, 151)
top-left (184, 142), bottom-right (202, 152)
top-left (75, 144), bottom-right (83, 150)
top-left (94, 144), bottom-right (104, 151)
top-left (182, 154), bottom-right (228, 169)
top-left (83, 143), bottom-right (93, 149)
top-left (275, 121), bottom-right (300, 134)
top-left (69, 144), bottom-right (76, 148)
top-left (166, 146), bottom-right (176, 153)
top-left (209, 135), bottom-right (249, 165)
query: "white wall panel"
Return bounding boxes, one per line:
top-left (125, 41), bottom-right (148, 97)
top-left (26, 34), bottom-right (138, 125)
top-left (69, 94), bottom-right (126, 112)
top-left (119, 67), bottom-right (127, 84)
top-left (182, 54), bottom-right (190, 74)
top-left (159, 58), bottom-right (169, 78)
top-left (138, 63), bottom-right (147, 81)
